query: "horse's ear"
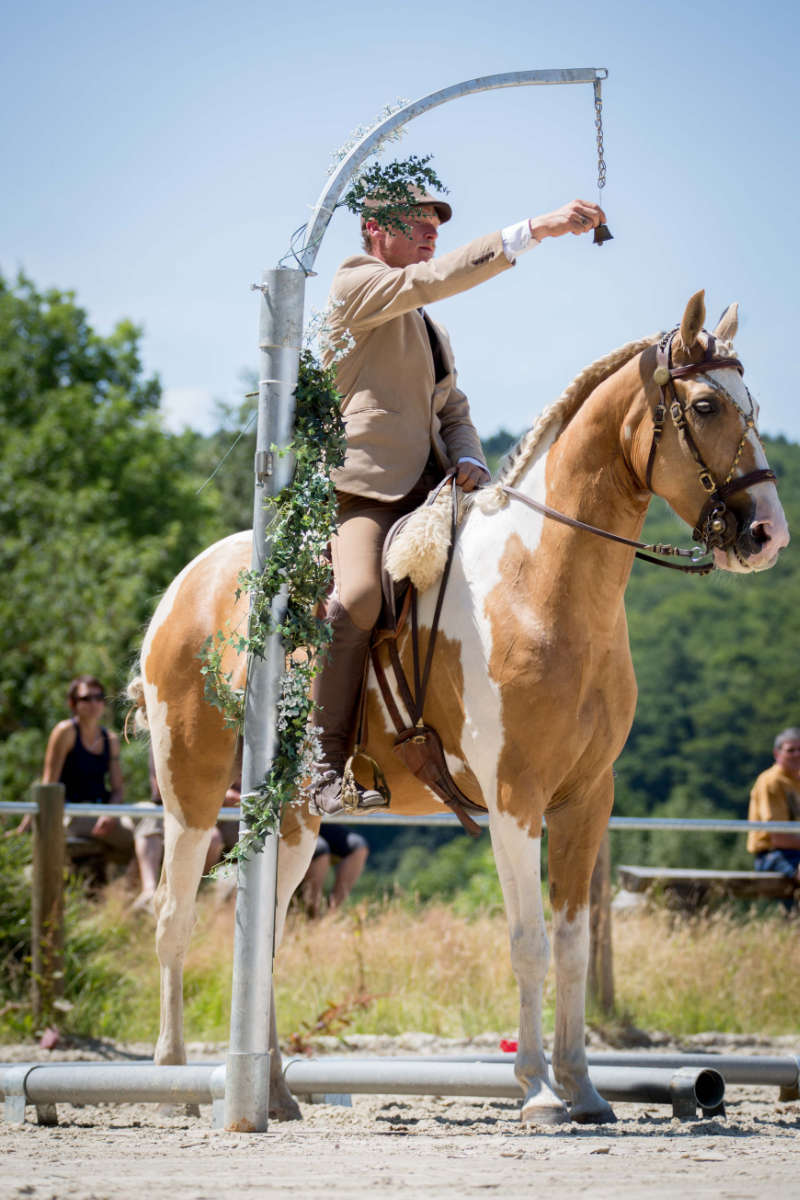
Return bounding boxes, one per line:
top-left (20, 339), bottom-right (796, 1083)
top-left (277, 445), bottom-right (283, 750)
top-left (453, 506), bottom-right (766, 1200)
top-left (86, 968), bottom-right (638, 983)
top-left (678, 290), bottom-right (706, 351)
top-left (713, 302), bottom-right (739, 344)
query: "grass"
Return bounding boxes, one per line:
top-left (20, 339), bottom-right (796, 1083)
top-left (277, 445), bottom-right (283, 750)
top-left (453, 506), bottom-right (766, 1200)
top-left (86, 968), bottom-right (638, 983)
top-left (275, 903), bottom-right (528, 1041)
top-left (2, 884), bottom-right (799, 1046)
top-left (612, 906), bottom-right (800, 1036)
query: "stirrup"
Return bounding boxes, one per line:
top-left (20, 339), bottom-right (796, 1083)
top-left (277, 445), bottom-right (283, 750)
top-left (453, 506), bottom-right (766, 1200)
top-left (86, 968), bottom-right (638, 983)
top-left (341, 747), bottom-right (391, 812)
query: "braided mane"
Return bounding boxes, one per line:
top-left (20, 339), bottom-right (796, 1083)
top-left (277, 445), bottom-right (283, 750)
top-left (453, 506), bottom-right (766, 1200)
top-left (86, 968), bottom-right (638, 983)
top-left (497, 333), bottom-right (660, 489)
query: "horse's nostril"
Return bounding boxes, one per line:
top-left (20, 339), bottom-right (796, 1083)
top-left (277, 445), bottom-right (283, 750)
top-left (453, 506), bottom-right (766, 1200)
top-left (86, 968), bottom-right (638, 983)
top-left (750, 521), bottom-right (770, 546)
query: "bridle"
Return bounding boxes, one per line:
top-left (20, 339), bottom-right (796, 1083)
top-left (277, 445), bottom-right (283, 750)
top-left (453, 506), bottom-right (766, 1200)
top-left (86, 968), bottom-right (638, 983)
top-left (645, 327), bottom-right (775, 555)
top-left (499, 328), bottom-right (776, 576)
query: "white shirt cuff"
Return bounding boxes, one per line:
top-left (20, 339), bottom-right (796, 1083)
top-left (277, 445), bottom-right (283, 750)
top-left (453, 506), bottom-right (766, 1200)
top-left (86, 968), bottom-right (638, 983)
top-left (501, 219), bottom-right (538, 262)
top-left (457, 456), bottom-right (490, 474)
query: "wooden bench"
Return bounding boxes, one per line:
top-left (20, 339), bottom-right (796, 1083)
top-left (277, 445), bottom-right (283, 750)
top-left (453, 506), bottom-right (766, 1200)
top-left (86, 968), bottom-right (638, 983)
top-left (616, 864), bottom-right (796, 906)
top-left (66, 835), bottom-right (133, 889)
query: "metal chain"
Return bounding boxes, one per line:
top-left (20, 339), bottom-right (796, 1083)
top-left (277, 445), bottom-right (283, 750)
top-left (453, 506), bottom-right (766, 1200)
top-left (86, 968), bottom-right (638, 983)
top-left (593, 80), bottom-right (607, 195)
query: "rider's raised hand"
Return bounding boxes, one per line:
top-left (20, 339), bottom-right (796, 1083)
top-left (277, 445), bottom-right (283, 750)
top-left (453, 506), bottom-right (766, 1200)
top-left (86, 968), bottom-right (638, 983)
top-left (530, 200), bottom-right (606, 241)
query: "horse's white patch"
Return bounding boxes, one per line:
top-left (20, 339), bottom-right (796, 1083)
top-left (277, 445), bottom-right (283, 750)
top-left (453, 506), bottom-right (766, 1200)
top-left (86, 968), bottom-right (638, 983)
top-left (443, 750), bottom-right (468, 781)
top-left (420, 546), bottom-right (503, 806)
top-left (490, 811), bottom-right (552, 1101)
top-left (372, 427), bottom-right (556, 807)
top-left (162, 809), bottom-right (212, 860)
top-left (551, 903), bottom-right (589, 978)
top-left (623, 424), bottom-right (633, 443)
top-left (490, 812), bottom-right (547, 983)
top-left (551, 904), bottom-right (591, 1089)
top-left (437, 431), bottom-right (555, 800)
top-left (143, 681), bottom-right (173, 805)
top-left (490, 810), bottom-right (543, 906)
top-left (274, 821), bottom-right (319, 947)
top-left (705, 368), bottom-right (789, 568)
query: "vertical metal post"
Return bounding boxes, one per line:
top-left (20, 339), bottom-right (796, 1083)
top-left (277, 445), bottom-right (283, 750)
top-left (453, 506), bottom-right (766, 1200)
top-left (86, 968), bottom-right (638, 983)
top-left (224, 267), bottom-right (306, 1132)
top-left (31, 783), bottom-right (65, 1023)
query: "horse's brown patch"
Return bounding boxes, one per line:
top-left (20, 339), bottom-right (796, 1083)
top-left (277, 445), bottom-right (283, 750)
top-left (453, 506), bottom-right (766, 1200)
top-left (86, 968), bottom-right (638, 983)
top-left (279, 799), bottom-right (319, 848)
top-left (485, 524), bottom-right (635, 912)
top-left (545, 774), bottom-right (614, 921)
top-left (145, 541), bottom-right (249, 829)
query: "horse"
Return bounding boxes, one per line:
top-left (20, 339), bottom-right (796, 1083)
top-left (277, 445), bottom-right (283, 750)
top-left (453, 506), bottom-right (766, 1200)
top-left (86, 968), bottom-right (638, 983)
top-left (129, 291), bottom-right (788, 1125)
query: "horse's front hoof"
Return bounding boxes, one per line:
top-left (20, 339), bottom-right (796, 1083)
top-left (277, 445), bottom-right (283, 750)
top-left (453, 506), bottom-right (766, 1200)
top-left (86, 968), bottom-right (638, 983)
top-left (520, 1085), bottom-right (570, 1126)
top-left (570, 1101), bottom-right (617, 1125)
top-left (156, 1101), bottom-right (201, 1118)
top-left (269, 1091), bottom-right (303, 1122)
top-left (520, 1102), bottom-right (571, 1126)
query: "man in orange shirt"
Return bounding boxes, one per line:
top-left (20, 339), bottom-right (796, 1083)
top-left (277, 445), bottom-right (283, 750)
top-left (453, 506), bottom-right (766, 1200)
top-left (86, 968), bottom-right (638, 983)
top-left (747, 727), bottom-right (800, 884)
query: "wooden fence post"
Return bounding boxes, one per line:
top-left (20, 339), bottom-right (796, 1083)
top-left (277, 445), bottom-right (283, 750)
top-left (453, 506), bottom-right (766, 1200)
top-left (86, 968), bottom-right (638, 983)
top-left (588, 830), bottom-right (614, 1014)
top-left (31, 782), bottom-right (65, 1023)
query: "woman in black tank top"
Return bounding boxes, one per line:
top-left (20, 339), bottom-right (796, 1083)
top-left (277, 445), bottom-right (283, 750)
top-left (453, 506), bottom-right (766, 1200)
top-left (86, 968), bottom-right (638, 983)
top-left (38, 674), bottom-right (130, 856)
top-left (59, 718), bottom-right (111, 805)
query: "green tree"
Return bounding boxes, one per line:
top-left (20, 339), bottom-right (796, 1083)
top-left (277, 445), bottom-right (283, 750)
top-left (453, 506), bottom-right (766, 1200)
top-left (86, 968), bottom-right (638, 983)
top-left (0, 272), bottom-right (223, 804)
top-left (191, 392), bottom-right (257, 535)
top-left (613, 435), bottom-right (800, 865)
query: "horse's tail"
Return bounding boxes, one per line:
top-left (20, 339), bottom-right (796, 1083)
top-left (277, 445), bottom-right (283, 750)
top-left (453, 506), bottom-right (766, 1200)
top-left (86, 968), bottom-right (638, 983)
top-left (124, 672), bottom-right (149, 741)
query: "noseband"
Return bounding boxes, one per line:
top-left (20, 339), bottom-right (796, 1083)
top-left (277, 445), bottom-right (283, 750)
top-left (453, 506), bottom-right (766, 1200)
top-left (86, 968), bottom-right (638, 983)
top-left (645, 328), bottom-right (776, 552)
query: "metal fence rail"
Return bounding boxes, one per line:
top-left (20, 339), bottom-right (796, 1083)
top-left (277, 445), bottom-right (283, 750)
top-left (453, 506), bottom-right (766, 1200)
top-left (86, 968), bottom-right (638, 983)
top-left (1, 799), bottom-right (797, 833)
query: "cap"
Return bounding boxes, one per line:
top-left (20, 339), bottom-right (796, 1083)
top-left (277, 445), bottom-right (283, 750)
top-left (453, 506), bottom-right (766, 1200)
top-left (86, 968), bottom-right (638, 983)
top-left (362, 183), bottom-right (452, 224)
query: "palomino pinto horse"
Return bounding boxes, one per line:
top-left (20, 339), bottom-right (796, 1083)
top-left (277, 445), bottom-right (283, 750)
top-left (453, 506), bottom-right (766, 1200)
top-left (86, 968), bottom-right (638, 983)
top-left (131, 292), bottom-right (788, 1125)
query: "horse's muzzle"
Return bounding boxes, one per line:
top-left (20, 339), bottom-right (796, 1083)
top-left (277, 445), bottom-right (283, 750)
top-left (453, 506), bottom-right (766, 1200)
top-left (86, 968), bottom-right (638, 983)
top-left (712, 495), bottom-right (790, 571)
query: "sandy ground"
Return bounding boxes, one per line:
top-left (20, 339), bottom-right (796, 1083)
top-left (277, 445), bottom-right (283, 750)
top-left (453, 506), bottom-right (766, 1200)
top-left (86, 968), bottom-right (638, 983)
top-left (2, 1033), bottom-right (800, 1199)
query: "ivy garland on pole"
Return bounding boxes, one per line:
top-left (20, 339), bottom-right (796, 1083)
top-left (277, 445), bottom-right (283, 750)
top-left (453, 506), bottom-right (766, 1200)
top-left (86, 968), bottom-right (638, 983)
top-left (200, 148), bottom-right (447, 862)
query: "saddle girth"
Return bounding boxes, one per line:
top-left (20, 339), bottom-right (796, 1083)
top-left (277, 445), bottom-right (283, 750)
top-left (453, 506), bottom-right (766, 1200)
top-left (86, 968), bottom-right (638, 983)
top-left (370, 475), bottom-right (486, 838)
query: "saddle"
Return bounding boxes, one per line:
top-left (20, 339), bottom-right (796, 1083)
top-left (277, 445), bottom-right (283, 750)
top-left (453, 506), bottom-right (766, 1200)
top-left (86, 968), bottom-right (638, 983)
top-left (345, 475), bottom-right (486, 838)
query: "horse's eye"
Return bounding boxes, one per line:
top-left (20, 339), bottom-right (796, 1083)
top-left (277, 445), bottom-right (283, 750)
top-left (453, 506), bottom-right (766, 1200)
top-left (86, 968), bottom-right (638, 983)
top-left (691, 398), bottom-right (716, 416)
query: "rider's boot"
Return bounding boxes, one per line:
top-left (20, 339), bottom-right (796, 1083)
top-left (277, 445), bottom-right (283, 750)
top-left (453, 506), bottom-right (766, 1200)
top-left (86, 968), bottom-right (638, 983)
top-left (308, 600), bottom-right (386, 818)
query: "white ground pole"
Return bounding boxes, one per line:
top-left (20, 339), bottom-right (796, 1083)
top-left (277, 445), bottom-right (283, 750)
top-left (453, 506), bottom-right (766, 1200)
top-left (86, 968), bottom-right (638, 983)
top-left (223, 66), bottom-right (609, 1133)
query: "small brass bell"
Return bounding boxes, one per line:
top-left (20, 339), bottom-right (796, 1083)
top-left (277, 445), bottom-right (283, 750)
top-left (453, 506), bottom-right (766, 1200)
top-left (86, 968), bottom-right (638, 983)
top-left (711, 517), bottom-right (725, 533)
top-left (593, 223), bottom-right (613, 246)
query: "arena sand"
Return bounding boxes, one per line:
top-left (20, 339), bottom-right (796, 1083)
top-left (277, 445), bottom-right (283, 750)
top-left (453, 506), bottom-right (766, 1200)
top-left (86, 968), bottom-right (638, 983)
top-left (2, 1033), bottom-right (799, 1199)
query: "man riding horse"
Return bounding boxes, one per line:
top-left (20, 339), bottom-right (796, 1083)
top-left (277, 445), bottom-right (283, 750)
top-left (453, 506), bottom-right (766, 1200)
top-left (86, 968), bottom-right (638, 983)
top-left (311, 187), bottom-right (606, 817)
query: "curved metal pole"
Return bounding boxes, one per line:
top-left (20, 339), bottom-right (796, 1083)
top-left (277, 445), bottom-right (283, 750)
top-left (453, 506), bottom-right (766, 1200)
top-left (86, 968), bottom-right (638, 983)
top-left (299, 67), bottom-right (607, 273)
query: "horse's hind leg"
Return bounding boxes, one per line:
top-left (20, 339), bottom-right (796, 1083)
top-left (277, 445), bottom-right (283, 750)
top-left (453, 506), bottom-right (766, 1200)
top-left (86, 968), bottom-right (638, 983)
top-left (149, 719), bottom-right (236, 1068)
top-left (490, 809), bottom-right (568, 1125)
top-left (266, 800), bottom-right (321, 1121)
top-left (153, 811), bottom-right (216, 1066)
top-left (547, 777), bottom-right (616, 1125)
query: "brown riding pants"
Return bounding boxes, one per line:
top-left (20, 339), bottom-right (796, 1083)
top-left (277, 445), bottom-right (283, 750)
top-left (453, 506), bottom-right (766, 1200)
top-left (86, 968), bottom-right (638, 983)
top-left (331, 467), bottom-right (440, 632)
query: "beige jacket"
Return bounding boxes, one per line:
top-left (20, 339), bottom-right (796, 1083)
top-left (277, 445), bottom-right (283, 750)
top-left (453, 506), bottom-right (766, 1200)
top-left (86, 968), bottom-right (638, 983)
top-left (322, 230), bottom-right (514, 500)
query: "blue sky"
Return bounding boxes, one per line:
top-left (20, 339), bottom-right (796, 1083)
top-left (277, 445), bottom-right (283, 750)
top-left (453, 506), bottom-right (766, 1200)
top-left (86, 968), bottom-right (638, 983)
top-left (3, 0), bottom-right (799, 444)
